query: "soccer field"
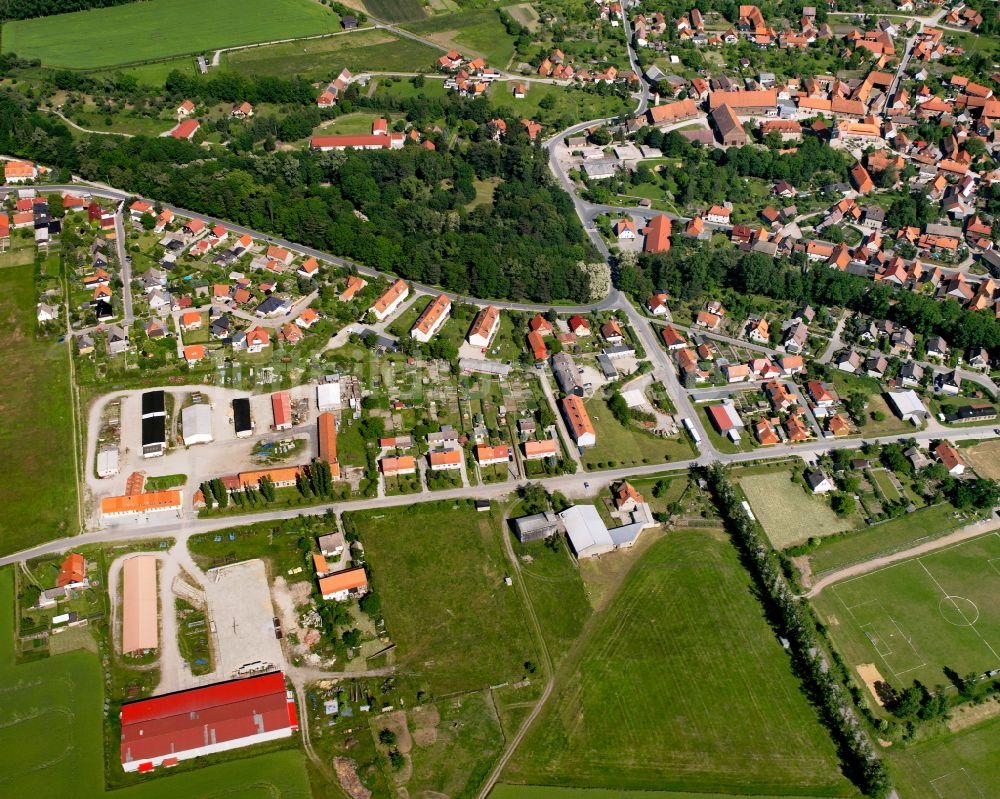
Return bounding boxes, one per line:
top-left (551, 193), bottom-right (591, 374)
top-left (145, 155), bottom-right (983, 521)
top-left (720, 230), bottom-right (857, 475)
top-left (814, 533), bottom-right (1000, 691)
top-left (2, 0), bottom-right (341, 69)
top-left (889, 714), bottom-right (1000, 799)
top-left (502, 530), bottom-right (853, 796)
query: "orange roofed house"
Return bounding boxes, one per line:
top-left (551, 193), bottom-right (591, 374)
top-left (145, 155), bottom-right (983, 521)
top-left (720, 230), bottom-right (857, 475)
top-left (560, 395), bottom-right (596, 448)
top-left (370, 279), bottom-right (409, 322)
top-left (467, 305), bottom-right (500, 348)
top-left (319, 566), bottom-right (369, 601)
top-left (101, 490), bottom-right (182, 520)
top-left (411, 294), bottom-right (452, 343)
top-left (643, 214), bottom-right (672, 253)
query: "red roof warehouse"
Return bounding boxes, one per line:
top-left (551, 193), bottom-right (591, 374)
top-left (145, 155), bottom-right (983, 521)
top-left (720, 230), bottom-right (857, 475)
top-left (120, 672), bottom-right (298, 773)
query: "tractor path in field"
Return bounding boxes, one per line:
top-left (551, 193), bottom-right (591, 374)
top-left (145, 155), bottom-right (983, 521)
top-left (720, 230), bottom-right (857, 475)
top-left (804, 513), bottom-right (1000, 598)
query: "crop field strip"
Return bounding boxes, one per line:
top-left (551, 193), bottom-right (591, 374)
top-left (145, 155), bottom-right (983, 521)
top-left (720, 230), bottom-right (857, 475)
top-left (3, 0), bottom-right (342, 70)
top-left (503, 531), bottom-right (853, 796)
top-left (822, 532), bottom-right (1000, 689)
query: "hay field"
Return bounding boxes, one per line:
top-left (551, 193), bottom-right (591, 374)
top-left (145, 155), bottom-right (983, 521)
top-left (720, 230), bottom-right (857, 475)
top-left (739, 470), bottom-right (851, 549)
top-left (3, 0), bottom-right (340, 69)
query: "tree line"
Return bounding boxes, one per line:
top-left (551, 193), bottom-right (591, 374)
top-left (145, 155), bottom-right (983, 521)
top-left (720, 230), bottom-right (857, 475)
top-left (619, 242), bottom-right (1000, 355)
top-left (701, 463), bottom-right (892, 799)
top-left (0, 0), bottom-right (138, 21)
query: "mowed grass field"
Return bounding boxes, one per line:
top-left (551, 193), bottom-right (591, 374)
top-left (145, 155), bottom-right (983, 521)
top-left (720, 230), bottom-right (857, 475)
top-left (493, 788), bottom-right (851, 799)
top-left (738, 470), bottom-right (852, 549)
top-left (813, 533), bottom-right (1000, 691)
top-left (582, 397), bottom-right (693, 470)
top-left (502, 530), bottom-right (853, 796)
top-left (808, 503), bottom-right (963, 577)
top-left (224, 28), bottom-right (439, 78)
top-left (0, 569), bottom-right (313, 798)
top-left (405, 9), bottom-right (517, 67)
top-left (889, 715), bottom-right (1000, 799)
top-left (346, 501), bottom-right (538, 693)
top-left (0, 261), bottom-right (78, 555)
top-left (364, 0), bottom-right (426, 23)
top-left (2, 0), bottom-right (341, 69)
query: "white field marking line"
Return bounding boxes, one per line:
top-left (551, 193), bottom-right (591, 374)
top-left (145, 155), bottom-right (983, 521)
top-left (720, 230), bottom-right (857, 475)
top-left (987, 557), bottom-right (1000, 578)
top-left (842, 596), bottom-right (923, 678)
top-left (918, 559), bottom-right (1000, 664)
top-left (860, 622), bottom-right (893, 658)
top-left (929, 767), bottom-right (984, 799)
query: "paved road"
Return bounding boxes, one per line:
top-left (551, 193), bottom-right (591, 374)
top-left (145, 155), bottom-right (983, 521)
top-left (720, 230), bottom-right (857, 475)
top-left (7, 418), bottom-right (998, 568)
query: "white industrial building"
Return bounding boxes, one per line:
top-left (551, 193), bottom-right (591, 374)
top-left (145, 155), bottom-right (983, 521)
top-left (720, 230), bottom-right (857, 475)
top-left (97, 445), bottom-right (120, 477)
top-left (559, 505), bottom-right (653, 560)
top-left (317, 380), bottom-right (341, 411)
top-left (181, 403), bottom-right (214, 446)
top-left (886, 390), bottom-right (928, 424)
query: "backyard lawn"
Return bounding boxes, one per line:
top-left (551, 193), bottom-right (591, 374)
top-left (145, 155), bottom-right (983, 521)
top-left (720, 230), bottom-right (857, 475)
top-left (344, 501), bottom-right (538, 693)
top-left (964, 439), bottom-right (1000, 479)
top-left (4, 0), bottom-right (341, 69)
top-left (582, 397), bottom-right (694, 469)
top-left (0, 261), bottom-right (78, 555)
top-left (502, 530), bottom-right (853, 795)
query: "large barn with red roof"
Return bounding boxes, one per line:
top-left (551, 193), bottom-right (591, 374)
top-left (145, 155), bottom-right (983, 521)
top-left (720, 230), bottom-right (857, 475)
top-left (120, 672), bottom-right (298, 773)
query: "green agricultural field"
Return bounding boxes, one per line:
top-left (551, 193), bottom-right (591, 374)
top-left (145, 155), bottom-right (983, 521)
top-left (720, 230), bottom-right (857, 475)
top-left (502, 531), bottom-right (853, 796)
top-left (0, 568), bottom-right (312, 798)
top-left (364, 0), bottom-right (426, 23)
top-left (510, 534), bottom-right (591, 667)
top-left (813, 533), bottom-right (1000, 692)
top-left (3, 0), bottom-right (341, 69)
top-left (405, 9), bottom-right (517, 67)
top-left (224, 28), bottom-right (439, 78)
top-left (582, 397), bottom-right (694, 470)
top-left (493, 788), bottom-right (852, 799)
top-left (0, 261), bottom-right (78, 555)
top-left (738, 470), bottom-right (852, 549)
top-left (889, 715), bottom-right (1000, 799)
top-left (344, 501), bottom-right (538, 693)
top-left (807, 503), bottom-right (966, 577)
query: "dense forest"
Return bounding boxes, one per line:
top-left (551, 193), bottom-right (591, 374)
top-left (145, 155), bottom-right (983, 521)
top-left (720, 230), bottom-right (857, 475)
top-left (0, 88), bottom-right (596, 303)
top-left (0, 0), bottom-right (138, 21)
top-left (619, 241), bottom-right (1000, 353)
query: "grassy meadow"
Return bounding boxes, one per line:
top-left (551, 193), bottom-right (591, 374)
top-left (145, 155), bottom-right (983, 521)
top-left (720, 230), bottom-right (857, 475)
top-left (223, 28), bottom-right (438, 78)
top-left (344, 501), bottom-right (538, 693)
top-left (3, 0), bottom-right (341, 69)
top-left (0, 260), bottom-right (78, 555)
top-left (738, 470), bottom-right (852, 549)
top-left (502, 530), bottom-right (853, 796)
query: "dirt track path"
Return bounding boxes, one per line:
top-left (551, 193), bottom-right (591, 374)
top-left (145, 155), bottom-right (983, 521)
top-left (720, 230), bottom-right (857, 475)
top-left (804, 513), bottom-right (1000, 597)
